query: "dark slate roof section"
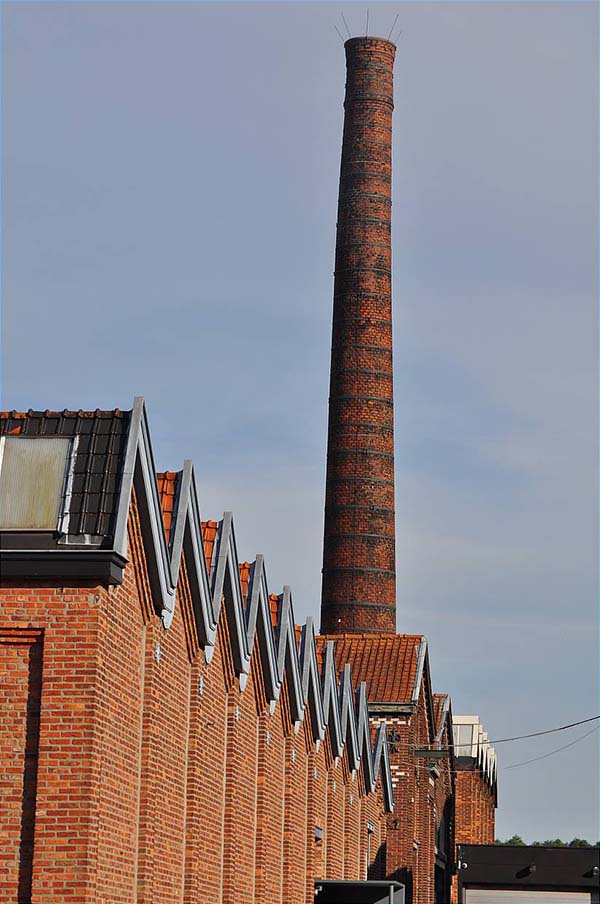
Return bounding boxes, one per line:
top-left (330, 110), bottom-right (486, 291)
top-left (0, 409), bottom-right (131, 545)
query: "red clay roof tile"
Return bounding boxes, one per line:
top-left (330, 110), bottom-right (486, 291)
top-left (156, 471), bottom-right (179, 543)
top-left (269, 594), bottom-right (279, 629)
top-left (155, 471), bottom-right (179, 546)
top-left (201, 520), bottom-right (219, 571)
top-left (318, 633), bottom-right (425, 704)
top-left (238, 562), bottom-right (252, 599)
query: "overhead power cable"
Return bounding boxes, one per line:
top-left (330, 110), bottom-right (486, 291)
top-left (485, 714), bottom-right (600, 745)
top-left (415, 714), bottom-right (600, 752)
top-left (505, 725), bottom-right (600, 770)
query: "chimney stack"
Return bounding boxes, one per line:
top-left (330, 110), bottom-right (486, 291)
top-left (321, 37), bottom-right (396, 635)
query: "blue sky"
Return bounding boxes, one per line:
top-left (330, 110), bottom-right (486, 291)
top-left (2, 1), bottom-right (598, 842)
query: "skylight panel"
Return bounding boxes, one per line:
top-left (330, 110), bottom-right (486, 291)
top-left (0, 436), bottom-right (71, 530)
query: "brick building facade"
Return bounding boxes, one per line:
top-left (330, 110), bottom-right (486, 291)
top-left (0, 404), bottom-right (394, 904)
top-left (453, 716), bottom-right (497, 849)
top-left (317, 635), bottom-right (458, 904)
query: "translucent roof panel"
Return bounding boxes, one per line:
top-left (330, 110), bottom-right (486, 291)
top-left (0, 436), bottom-right (70, 530)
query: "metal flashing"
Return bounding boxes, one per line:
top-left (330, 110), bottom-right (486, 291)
top-left (320, 640), bottom-right (344, 758)
top-left (276, 586), bottom-right (305, 724)
top-left (58, 435), bottom-right (79, 536)
top-left (0, 549), bottom-right (126, 583)
top-left (356, 681), bottom-right (375, 792)
top-left (245, 555), bottom-right (280, 704)
top-left (411, 638), bottom-right (427, 705)
top-left (180, 469), bottom-right (216, 648)
top-left (113, 397), bottom-right (143, 560)
top-left (314, 879), bottom-right (405, 904)
top-left (210, 512), bottom-right (252, 680)
top-left (433, 695), bottom-right (451, 747)
top-left (135, 414), bottom-right (177, 626)
top-left (339, 663), bottom-right (360, 772)
top-left (300, 618), bottom-right (326, 743)
top-left (372, 720), bottom-right (394, 811)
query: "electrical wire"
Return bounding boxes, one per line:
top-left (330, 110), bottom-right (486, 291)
top-left (401, 722), bottom-right (600, 774)
top-left (417, 714), bottom-right (600, 752)
top-left (486, 714), bottom-right (600, 745)
top-left (504, 724), bottom-right (600, 770)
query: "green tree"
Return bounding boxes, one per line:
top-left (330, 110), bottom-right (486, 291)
top-left (495, 835), bottom-right (526, 846)
top-left (496, 836), bottom-right (598, 847)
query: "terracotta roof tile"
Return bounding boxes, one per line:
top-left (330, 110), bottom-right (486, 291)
top-left (318, 633), bottom-right (425, 704)
top-left (269, 594), bottom-right (279, 629)
top-left (201, 520), bottom-right (219, 571)
top-left (238, 562), bottom-right (252, 600)
top-left (155, 471), bottom-right (179, 545)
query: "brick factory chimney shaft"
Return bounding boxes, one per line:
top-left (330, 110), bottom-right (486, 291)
top-left (321, 37), bottom-right (396, 635)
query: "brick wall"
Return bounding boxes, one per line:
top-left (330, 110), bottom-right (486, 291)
top-left (283, 696), bottom-right (308, 904)
top-left (433, 719), bottom-right (454, 904)
top-left (0, 498), bottom-right (390, 904)
top-left (455, 769), bottom-right (496, 846)
top-left (452, 768), bottom-right (496, 903)
top-left (344, 767), bottom-right (361, 878)
top-left (375, 687), bottom-right (455, 904)
top-left (0, 584), bottom-right (105, 903)
top-left (0, 627), bottom-right (43, 902)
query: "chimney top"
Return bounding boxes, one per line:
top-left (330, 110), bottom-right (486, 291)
top-left (343, 36), bottom-right (396, 52)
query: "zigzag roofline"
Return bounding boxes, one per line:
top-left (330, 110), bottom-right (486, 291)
top-left (96, 397), bottom-right (394, 805)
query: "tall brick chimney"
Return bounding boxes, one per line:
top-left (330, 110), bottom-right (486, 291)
top-left (321, 37), bottom-right (396, 635)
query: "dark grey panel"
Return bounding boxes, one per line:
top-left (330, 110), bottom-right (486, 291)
top-left (0, 409), bottom-right (130, 543)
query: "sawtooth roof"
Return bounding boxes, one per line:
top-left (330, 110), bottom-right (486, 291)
top-left (0, 397), bottom-right (395, 811)
top-left (320, 632), bottom-right (426, 705)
